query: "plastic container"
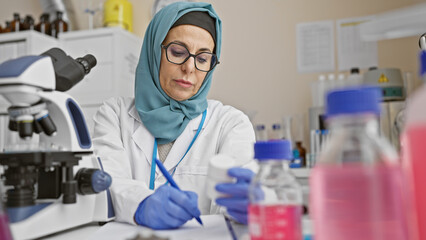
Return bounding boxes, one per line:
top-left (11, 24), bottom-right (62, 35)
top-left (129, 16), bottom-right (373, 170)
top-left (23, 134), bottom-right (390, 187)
top-left (310, 86), bottom-right (408, 240)
top-left (205, 154), bottom-right (236, 200)
top-left (248, 140), bottom-right (303, 240)
top-left (103, 0), bottom-right (133, 32)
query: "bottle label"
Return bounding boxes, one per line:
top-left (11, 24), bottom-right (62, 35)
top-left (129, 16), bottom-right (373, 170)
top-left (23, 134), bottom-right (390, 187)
top-left (248, 204), bottom-right (302, 240)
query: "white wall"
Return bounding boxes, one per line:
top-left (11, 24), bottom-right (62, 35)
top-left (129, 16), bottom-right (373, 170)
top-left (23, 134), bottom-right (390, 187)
top-left (0, 0), bottom-right (423, 146)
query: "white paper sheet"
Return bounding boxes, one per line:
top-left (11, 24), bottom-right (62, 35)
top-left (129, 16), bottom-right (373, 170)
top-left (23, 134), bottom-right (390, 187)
top-left (296, 20), bottom-right (335, 73)
top-left (89, 214), bottom-right (233, 240)
top-left (337, 16), bottom-right (378, 71)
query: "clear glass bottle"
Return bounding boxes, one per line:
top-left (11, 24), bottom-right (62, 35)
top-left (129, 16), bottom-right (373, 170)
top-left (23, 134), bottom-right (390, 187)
top-left (248, 140), bottom-right (303, 240)
top-left (271, 123), bottom-right (283, 140)
top-left (310, 86), bottom-right (408, 240)
top-left (254, 124), bottom-right (268, 141)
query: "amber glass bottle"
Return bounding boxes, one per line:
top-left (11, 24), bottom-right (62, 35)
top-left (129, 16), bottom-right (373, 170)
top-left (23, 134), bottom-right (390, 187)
top-left (51, 11), bottom-right (68, 38)
top-left (11, 13), bottom-right (24, 32)
top-left (295, 141), bottom-right (306, 167)
top-left (35, 13), bottom-right (51, 35)
top-left (22, 15), bottom-right (35, 31)
top-left (3, 21), bottom-right (12, 33)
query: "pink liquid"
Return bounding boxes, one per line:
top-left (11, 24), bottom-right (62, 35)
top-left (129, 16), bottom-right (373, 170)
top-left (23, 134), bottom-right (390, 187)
top-left (0, 213), bottom-right (13, 240)
top-left (248, 204), bottom-right (302, 240)
top-left (401, 127), bottom-right (426, 240)
top-left (310, 164), bottom-right (408, 240)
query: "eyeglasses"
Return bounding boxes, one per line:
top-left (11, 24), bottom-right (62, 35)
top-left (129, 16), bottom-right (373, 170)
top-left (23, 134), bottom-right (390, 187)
top-left (161, 42), bottom-right (219, 72)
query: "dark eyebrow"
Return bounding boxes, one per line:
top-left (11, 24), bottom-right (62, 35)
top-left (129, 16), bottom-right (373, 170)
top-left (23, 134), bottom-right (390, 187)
top-left (172, 40), bottom-right (213, 53)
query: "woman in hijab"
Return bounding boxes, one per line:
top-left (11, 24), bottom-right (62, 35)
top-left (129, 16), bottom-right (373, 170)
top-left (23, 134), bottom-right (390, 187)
top-left (93, 2), bottom-right (256, 230)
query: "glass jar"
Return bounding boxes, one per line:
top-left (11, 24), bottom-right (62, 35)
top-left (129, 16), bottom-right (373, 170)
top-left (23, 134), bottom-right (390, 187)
top-left (310, 86), bottom-right (408, 240)
top-left (248, 140), bottom-right (303, 240)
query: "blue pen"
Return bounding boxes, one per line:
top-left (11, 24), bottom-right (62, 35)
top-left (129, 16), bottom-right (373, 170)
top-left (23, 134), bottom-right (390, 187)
top-left (154, 158), bottom-right (204, 226)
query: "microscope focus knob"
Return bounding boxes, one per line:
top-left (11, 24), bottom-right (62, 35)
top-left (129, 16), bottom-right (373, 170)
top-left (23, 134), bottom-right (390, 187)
top-left (75, 168), bottom-right (112, 195)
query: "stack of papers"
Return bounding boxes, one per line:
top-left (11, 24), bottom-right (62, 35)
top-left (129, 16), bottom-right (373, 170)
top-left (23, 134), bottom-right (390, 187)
top-left (89, 215), bottom-right (233, 240)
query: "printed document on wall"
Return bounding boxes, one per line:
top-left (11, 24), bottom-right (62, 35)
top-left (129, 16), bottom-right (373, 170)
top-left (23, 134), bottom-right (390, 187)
top-left (337, 16), bottom-right (378, 71)
top-left (296, 20), bottom-right (335, 73)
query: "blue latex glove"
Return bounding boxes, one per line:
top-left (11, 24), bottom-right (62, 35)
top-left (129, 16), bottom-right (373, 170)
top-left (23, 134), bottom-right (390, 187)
top-left (134, 185), bottom-right (201, 229)
top-left (215, 167), bottom-right (255, 224)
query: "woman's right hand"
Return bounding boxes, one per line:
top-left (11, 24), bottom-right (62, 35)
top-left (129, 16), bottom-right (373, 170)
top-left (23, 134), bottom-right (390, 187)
top-left (134, 185), bottom-right (201, 229)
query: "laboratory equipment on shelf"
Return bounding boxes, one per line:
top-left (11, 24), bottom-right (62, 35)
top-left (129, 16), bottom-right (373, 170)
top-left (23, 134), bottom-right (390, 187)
top-left (0, 47), bottom-right (114, 240)
top-left (310, 86), bottom-right (408, 240)
top-left (248, 140), bottom-right (303, 240)
top-left (363, 67), bottom-right (406, 151)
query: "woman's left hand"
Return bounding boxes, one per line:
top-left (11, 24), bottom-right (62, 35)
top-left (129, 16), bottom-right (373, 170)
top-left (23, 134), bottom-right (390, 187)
top-left (215, 167), bottom-right (255, 224)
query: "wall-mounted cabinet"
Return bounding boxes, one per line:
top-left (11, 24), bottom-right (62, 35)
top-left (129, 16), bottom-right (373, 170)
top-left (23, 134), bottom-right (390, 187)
top-left (59, 27), bottom-right (142, 106)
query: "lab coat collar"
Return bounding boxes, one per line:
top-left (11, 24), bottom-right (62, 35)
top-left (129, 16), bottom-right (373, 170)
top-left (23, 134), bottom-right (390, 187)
top-left (129, 103), bottom-right (208, 175)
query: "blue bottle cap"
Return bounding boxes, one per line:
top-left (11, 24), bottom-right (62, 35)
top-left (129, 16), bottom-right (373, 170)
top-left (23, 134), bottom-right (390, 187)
top-left (254, 140), bottom-right (293, 160)
top-left (420, 50), bottom-right (426, 76)
top-left (326, 86), bottom-right (382, 117)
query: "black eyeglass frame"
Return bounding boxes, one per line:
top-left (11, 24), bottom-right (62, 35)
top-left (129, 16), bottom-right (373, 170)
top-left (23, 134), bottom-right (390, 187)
top-left (161, 42), bottom-right (220, 72)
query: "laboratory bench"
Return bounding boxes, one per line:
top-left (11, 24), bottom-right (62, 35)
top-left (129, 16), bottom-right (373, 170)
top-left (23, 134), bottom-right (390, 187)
top-left (41, 215), bottom-right (313, 240)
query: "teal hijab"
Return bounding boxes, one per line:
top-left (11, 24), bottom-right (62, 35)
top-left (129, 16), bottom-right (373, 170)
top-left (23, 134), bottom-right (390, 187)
top-left (135, 2), bottom-right (222, 144)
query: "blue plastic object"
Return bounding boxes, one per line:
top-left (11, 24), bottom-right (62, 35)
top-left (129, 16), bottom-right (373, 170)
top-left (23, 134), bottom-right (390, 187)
top-left (91, 170), bottom-right (112, 193)
top-left (254, 140), bottom-right (293, 160)
top-left (326, 86), bottom-right (382, 117)
top-left (215, 167), bottom-right (255, 224)
top-left (134, 185), bottom-right (201, 230)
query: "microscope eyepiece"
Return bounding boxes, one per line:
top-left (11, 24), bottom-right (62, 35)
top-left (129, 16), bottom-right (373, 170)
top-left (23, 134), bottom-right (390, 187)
top-left (76, 54), bottom-right (97, 74)
top-left (41, 48), bottom-right (98, 92)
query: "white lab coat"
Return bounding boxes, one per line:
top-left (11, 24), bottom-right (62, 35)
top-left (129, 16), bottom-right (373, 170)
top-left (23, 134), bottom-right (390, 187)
top-left (92, 97), bottom-right (256, 224)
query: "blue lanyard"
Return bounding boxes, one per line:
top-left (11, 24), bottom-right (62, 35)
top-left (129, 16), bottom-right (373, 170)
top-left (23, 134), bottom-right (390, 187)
top-left (149, 110), bottom-right (207, 190)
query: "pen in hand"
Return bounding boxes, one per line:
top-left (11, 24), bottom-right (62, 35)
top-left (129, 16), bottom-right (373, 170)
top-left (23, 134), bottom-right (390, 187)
top-left (154, 158), bottom-right (204, 226)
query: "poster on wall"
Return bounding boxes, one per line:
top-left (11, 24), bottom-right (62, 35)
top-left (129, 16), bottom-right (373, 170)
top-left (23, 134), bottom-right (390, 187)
top-left (296, 20), bottom-right (335, 73)
top-left (337, 16), bottom-right (378, 71)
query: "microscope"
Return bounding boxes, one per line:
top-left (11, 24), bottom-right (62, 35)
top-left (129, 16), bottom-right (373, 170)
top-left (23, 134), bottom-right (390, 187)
top-left (0, 48), bottom-right (114, 239)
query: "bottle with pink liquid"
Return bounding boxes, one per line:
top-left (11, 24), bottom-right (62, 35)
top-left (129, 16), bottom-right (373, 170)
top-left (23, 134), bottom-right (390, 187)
top-left (0, 186), bottom-right (13, 240)
top-left (400, 50), bottom-right (426, 240)
top-left (310, 86), bottom-right (408, 240)
top-left (248, 140), bottom-right (303, 240)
